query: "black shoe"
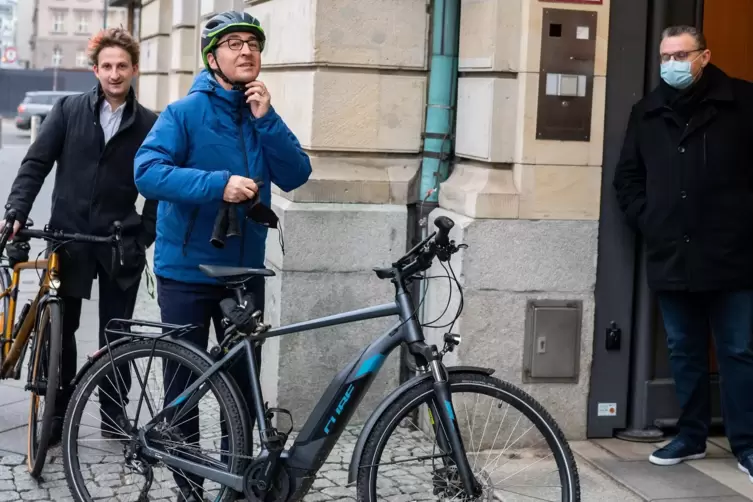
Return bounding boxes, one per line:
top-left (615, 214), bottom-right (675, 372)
top-left (738, 452), bottom-right (753, 484)
top-left (648, 437), bottom-right (706, 466)
top-left (47, 416), bottom-right (63, 447)
top-left (101, 413), bottom-right (132, 439)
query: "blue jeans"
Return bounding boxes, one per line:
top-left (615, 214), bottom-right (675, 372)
top-left (157, 275), bottom-right (264, 495)
top-left (657, 290), bottom-right (753, 459)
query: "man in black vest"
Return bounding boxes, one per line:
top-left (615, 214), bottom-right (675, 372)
top-left (1, 27), bottom-right (157, 445)
top-left (613, 25), bottom-right (753, 482)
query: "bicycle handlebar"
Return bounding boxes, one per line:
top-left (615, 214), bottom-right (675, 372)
top-left (0, 208), bottom-right (125, 267)
top-left (382, 215), bottom-right (463, 282)
top-left (15, 227), bottom-right (118, 245)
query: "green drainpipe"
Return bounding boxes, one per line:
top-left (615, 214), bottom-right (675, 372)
top-left (419, 0), bottom-right (461, 203)
top-left (408, 0), bottom-right (461, 354)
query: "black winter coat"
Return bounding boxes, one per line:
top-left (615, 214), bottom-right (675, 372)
top-left (5, 84), bottom-right (158, 299)
top-left (613, 64), bottom-right (753, 292)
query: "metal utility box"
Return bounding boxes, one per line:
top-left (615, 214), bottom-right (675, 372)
top-left (536, 8), bottom-right (598, 141)
top-left (523, 299), bottom-right (582, 383)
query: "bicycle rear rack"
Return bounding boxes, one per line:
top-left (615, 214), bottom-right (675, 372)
top-left (103, 318), bottom-right (196, 341)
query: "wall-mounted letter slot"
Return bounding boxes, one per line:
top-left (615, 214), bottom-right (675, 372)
top-left (536, 9), bottom-right (598, 142)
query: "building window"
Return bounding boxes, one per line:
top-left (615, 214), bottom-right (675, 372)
top-left (52, 47), bottom-right (63, 67)
top-left (52, 9), bottom-right (66, 33)
top-left (107, 9), bottom-right (124, 29)
top-left (76, 50), bottom-right (88, 67)
top-left (76, 11), bottom-right (90, 34)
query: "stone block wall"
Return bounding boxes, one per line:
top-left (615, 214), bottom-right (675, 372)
top-left (137, 0), bottom-right (201, 111)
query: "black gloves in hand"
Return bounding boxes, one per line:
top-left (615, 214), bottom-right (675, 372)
top-left (210, 178), bottom-right (279, 248)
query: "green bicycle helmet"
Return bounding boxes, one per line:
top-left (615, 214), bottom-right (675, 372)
top-left (201, 11), bottom-right (266, 88)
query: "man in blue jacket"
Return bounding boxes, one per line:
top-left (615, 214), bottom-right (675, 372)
top-left (134, 10), bottom-right (311, 501)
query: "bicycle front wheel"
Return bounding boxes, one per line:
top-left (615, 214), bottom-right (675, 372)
top-left (27, 301), bottom-right (62, 478)
top-left (0, 266), bottom-right (11, 365)
top-left (356, 371), bottom-right (581, 501)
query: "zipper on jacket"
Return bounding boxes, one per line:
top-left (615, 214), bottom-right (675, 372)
top-left (237, 107), bottom-right (251, 266)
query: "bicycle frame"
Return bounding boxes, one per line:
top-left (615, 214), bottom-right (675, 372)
top-left (0, 251), bottom-right (59, 378)
top-left (113, 271), bottom-right (477, 497)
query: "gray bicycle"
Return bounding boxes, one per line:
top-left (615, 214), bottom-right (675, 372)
top-left (61, 215), bottom-right (580, 501)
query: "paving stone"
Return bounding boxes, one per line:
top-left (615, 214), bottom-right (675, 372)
top-left (0, 458), bottom-right (22, 467)
top-left (19, 489), bottom-right (47, 500)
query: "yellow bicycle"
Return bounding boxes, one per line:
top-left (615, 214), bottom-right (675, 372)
top-left (0, 208), bottom-right (123, 478)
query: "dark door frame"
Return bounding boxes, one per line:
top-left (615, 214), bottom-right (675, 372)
top-left (587, 0), bottom-right (704, 439)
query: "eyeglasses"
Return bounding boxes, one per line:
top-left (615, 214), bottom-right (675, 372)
top-left (660, 49), bottom-right (703, 63)
top-left (219, 38), bottom-right (261, 52)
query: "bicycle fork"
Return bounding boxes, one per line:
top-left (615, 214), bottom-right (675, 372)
top-left (428, 359), bottom-right (482, 499)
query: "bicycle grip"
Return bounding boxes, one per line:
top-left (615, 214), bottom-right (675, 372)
top-left (434, 216), bottom-right (454, 247)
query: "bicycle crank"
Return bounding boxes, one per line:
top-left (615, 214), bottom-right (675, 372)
top-left (243, 459), bottom-right (291, 502)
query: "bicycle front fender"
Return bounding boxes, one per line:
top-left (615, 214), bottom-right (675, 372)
top-left (346, 365), bottom-right (494, 484)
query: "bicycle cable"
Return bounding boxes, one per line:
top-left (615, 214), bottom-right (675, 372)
top-left (421, 258), bottom-right (463, 331)
top-left (30, 237), bottom-right (77, 294)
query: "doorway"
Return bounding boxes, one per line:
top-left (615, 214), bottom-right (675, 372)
top-left (588, 0), bottom-right (753, 439)
top-left (642, 0), bottom-right (753, 431)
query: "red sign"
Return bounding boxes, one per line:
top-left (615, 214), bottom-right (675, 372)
top-left (540, 0), bottom-right (603, 4)
top-left (2, 47), bottom-right (17, 64)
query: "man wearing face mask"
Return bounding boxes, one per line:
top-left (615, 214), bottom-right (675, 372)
top-left (613, 25), bottom-right (753, 481)
top-left (134, 10), bottom-right (311, 501)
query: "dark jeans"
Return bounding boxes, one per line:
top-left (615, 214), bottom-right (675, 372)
top-left (657, 290), bottom-right (753, 459)
top-left (58, 263), bottom-right (140, 420)
top-left (157, 275), bottom-right (263, 495)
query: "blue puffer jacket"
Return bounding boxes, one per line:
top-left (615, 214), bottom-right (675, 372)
top-left (134, 70), bottom-right (312, 284)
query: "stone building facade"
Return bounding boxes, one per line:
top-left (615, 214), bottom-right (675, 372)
top-left (32, 0), bottom-right (128, 69)
top-left (125, 0), bottom-right (611, 440)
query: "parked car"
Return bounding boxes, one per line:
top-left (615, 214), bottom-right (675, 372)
top-left (15, 91), bottom-right (81, 130)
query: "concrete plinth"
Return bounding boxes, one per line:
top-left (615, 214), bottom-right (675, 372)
top-left (423, 207), bottom-right (598, 440)
top-left (260, 195), bottom-right (408, 428)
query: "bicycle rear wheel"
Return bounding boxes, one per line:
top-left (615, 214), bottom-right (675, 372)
top-left (63, 339), bottom-right (249, 502)
top-left (27, 301), bottom-right (62, 478)
top-left (356, 371), bottom-right (580, 501)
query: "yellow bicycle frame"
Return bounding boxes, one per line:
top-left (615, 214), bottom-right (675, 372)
top-left (0, 251), bottom-right (60, 377)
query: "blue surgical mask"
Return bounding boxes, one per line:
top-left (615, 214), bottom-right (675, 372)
top-left (660, 54), bottom-right (701, 89)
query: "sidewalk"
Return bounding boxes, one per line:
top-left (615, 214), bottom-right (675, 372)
top-left (572, 436), bottom-right (753, 501)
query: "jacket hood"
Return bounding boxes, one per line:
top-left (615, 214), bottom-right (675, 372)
top-left (188, 69), bottom-right (246, 108)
